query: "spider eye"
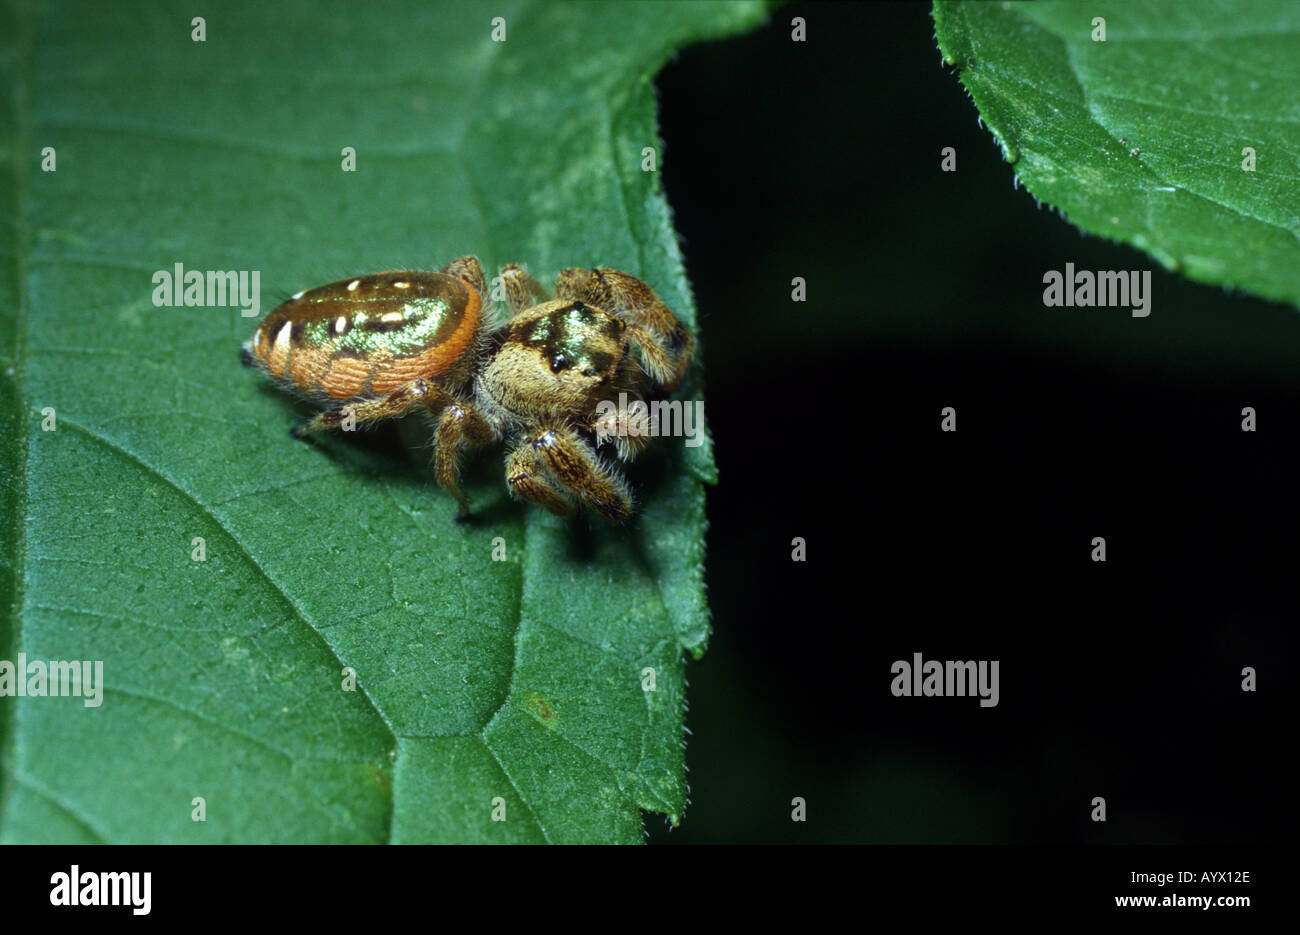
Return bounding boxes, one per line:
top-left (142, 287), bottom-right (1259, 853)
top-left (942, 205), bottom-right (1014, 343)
top-left (581, 367), bottom-right (597, 377)
top-left (549, 353), bottom-right (571, 373)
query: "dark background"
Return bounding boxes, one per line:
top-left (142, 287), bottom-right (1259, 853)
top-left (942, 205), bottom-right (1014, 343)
top-left (648, 1), bottom-right (1297, 844)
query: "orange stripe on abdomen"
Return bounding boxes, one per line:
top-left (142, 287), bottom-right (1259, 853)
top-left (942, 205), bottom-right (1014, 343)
top-left (288, 344), bottom-right (333, 392)
top-left (321, 355), bottom-right (372, 399)
top-left (369, 287), bottom-right (480, 394)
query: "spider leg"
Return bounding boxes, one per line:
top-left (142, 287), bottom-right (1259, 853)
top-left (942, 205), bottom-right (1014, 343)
top-left (289, 379), bottom-right (449, 437)
top-left (433, 401), bottom-right (497, 520)
top-left (505, 442), bottom-right (576, 516)
top-left (529, 424), bottom-right (633, 523)
top-left (555, 267), bottom-right (693, 391)
top-left (442, 255), bottom-right (488, 300)
top-left (589, 399), bottom-right (655, 461)
top-left (499, 263), bottom-right (547, 317)
top-left (289, 378), bottom-right (495, 520)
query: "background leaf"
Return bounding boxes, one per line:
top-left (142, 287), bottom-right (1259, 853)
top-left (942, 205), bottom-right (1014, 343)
top-left (933, 0), bottom-right (1300, 308)
top-left (0, 0), bottom-right (765, 844)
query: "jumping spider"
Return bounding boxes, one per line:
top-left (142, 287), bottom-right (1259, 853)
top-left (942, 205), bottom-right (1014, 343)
top-left (242, 256), bottom-right (694, 523)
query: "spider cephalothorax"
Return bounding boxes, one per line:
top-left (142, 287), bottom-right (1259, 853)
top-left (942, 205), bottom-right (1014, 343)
top-left (243, 256), bottom-right (694, 523)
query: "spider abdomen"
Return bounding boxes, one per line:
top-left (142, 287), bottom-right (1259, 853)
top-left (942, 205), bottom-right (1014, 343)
top-left (246, 271), bottom-right (482, 400)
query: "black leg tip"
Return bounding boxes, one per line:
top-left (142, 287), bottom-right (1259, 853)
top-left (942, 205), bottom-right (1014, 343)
top-left (240, 348), bottom-right (254, 367)
top-left (289, 426), bottom-right (307, 440)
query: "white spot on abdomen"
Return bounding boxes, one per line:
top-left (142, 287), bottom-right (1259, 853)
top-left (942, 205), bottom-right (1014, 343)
top-left (274, 321), bottom-right (292, 353)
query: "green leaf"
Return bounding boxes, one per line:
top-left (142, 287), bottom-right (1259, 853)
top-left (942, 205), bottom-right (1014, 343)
top-left (0, 0), bottom-right (765, 844)
top-left (933, 0), bottom-right (1300, 308)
